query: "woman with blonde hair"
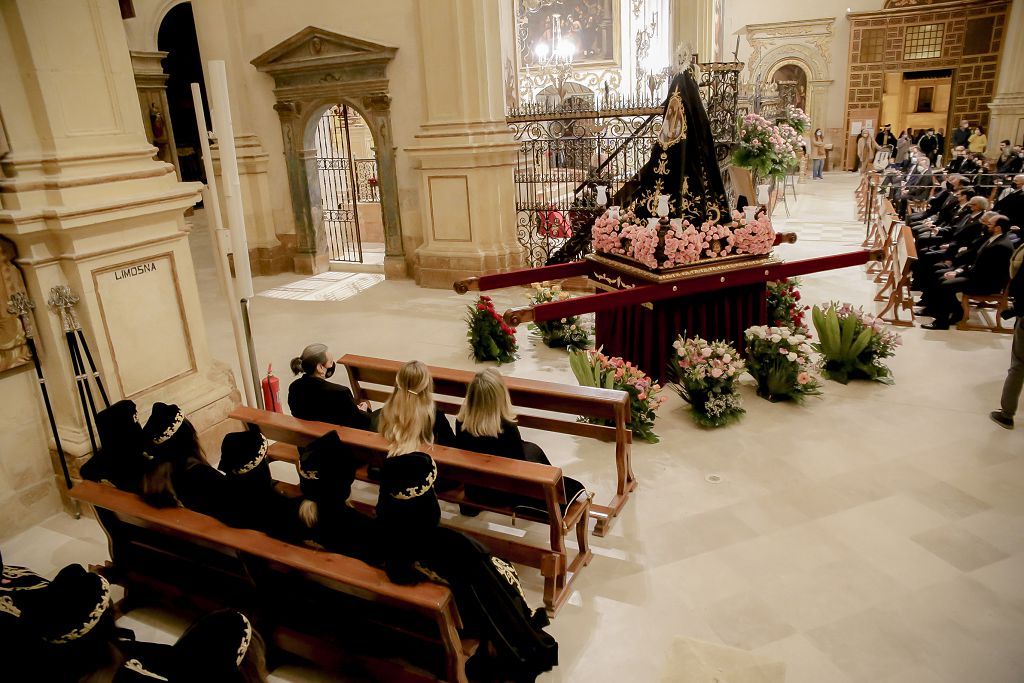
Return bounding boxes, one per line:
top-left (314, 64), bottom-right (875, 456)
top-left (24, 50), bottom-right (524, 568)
top-left (456, 368), bottom-right (549, 465)
top-left (376, 359), bottom-right (455, 451)
top-left (375, 361), bottom-right (559, 679)
top-left (455, 368), bottom-right (586, 516)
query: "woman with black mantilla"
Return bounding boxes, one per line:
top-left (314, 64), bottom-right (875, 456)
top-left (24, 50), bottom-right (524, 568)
top-left (288, 343), bottom-right (373, 430)
top-left (376, 360), bottom-right (558, 681)
top-left (294, 430), bottom-right (377, 562)
top-left (140, 402), bottom-right (241, 526)
top-left (218, 427), bottom-right (304, 543)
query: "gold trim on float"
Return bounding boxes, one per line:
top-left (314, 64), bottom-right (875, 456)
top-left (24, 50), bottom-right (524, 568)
top-left (585, 252), bottom-right (781, 284)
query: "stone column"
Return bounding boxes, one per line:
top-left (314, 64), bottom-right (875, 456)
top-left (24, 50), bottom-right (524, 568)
top-left (131, 50), bottom-right (180, 179)
top-left (0, 0), bottom-right (239, 506)
top-left (190, 0), bottom-right (288, 275)
top-left (988, 0), bottom-right (1024, 150)
top-left (406, 0), bottom-right (523, 289)
top-left (672, 0), bottom-right (714, 61)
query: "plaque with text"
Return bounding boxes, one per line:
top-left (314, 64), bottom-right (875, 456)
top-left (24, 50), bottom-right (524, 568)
top-left (94, 253), bottom-right (195, 397)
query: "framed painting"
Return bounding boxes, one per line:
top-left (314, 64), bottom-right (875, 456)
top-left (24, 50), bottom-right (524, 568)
top-left (517, 0), bottom-right (619, 67)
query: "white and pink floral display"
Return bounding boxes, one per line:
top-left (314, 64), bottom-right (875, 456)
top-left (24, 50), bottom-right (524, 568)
top-left (590, 206), bottom-right (775, 271)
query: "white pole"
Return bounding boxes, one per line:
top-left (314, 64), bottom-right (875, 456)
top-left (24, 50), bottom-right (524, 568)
top-left (191, 82), bottom-right (257, 407)
top-left (205, 65), bottom-right (264, 406)
top-left (207, 61), bottom-right (255, 299)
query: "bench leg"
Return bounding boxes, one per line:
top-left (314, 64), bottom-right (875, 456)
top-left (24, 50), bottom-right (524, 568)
top-left (436, 605), bottom-right (469, 683)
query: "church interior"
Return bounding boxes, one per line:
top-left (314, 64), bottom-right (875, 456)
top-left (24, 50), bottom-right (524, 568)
top-left (1, 0), bottom-right (1023, 681)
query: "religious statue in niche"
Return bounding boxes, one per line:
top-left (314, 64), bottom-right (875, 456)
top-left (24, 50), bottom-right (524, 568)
top-left (0, 236), bottom-right (32, 373)
top-left (149, 102), bottom-right (167, 143)
top-left (517, 0), bottom-right (615, 66)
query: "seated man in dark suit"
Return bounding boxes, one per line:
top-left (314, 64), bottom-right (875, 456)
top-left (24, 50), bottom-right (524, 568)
top-left (921, 214), bottom-right (1014, 329)
top-left (945, 146), bottom-right (968, 173)
top-left (912, 195), bottom-right (986, 289)
top-left (993, 174), bottom-right (1024, 229)
top-left (897, 157), bottom-right (934, 218)
top-left (908, 174), bottom-right (966, 226)
top-left (914, 188), bottom-right (975, 246)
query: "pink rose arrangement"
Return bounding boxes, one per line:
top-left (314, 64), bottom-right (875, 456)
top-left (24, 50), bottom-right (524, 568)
top-left (568, 348), bottom-right (666, 443)
top-left (744, 325), bottom-right (822, 403)
top-left (662, 220), bottom-right (702, 267)
top-left (668, 335), bottom-right (745, 427)
top-left (730, 209), bottom-right (775, 255)
top-left (783, 105), bottom-right (811, 135)
top-left (628, 223), bottom-right (660, 269)
top-left (699, 220), bottom-right (734, 258)
top-left (591, 210), bottom-right (630, 256)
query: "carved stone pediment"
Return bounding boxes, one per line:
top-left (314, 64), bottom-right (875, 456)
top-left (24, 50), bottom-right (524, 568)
top-left (251, 26), bottom-right (397, 81)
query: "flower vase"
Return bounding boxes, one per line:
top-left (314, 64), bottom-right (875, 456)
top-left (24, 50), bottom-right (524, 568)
top-left (756, 183), bottom-right (771, 205)
top-left (752, 361), bottom-right (792, 402)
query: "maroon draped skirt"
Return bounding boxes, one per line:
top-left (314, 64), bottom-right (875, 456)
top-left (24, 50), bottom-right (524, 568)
top-left (595, 283), bottom-right (768, 382)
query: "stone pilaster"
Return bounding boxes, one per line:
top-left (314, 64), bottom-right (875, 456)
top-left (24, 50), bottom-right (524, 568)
top-left (130, 50), bottom-right (180, 179)
top-left (407, 0), bottom-right (523, 289)
top-left (0, 0), bottom-right (239, 512)
top-left (988, 0), bottom-right (1024, 149)
top-left (210, 135), bottom-right (292, 275)
top-left (190, 0), bottom-right (292, 274)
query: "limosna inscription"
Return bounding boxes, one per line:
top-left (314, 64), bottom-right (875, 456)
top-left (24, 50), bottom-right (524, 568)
top-left (114, 262), bottom-right (157, 281)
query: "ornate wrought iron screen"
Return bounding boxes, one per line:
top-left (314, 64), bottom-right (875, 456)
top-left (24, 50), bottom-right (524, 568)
top-left (507, 63), bottom-right (741, 267)
top-left (312, 105), bottom-right (379, 263)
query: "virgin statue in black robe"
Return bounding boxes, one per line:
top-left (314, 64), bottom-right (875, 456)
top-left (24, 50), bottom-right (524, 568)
top-left (547, 67), bottom-right (729, 264)
top-left (612, 68), bottom-right (730, 225)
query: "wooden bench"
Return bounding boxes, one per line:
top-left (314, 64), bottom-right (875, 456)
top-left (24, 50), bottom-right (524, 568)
top-left (958, 283), bottom-right (1014, 333)
top-left (340, 354), bottom-right (632, 537)
top-left (878, 223), bottom-right (918, 327)
top-left (231, 406), bottom-right (592, 616)
top-left (69, 480), bottom-right (474, 682)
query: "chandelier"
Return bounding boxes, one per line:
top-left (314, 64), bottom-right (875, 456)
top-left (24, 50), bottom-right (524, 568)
top-left (530, 13), bottom-right (577, 102)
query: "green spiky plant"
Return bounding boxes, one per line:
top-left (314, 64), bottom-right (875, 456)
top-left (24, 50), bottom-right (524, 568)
top-left (811, 303), bottom-right (901, 384)
top-left (568, 348), bottom-right (665, 443)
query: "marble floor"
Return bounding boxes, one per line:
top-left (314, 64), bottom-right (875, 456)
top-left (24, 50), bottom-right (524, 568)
top-left (4, 172), bottom-right (1023, 682)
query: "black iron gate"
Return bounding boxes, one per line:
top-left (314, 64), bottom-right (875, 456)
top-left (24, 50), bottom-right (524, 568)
top-left (312, 105), bottom-right (379, 263)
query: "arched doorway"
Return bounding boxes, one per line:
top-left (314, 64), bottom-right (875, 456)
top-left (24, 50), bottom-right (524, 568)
top-left (252, 27), bottom-right (404, 276)
top-left (309, 105), bottom-right (383, 264)
top-left (157, 2), bottom-right (210, 184)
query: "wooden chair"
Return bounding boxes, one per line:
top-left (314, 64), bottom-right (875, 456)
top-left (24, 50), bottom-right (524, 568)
top-left (877, 223), bottom-right (917, 327)
top-left (873, 216), bottom-right (903, 288)
top-left (70, 481), bottom-right (475, 683)
top-left (340, 354), bottom-right (632, 537)
top-left (230, 406), bottom-right (592, 616)
top-left (957, 283), bottom-right (1013, 333)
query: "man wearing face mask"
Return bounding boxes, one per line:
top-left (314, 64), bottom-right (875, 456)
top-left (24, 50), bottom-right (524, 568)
top-left (288, 342), bottom-right (373, 429)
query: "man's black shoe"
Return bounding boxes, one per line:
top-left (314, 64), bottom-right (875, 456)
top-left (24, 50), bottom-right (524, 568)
top-left (921, 322), bottom-right (949, 330)
top-left (989, 411), bottom-right (1014, 430)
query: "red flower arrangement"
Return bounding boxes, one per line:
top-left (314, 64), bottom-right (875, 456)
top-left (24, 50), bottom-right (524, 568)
top-left (767, 278), bottom-right (809, 333)
top-left (466, 295), bottom-right (518, 364)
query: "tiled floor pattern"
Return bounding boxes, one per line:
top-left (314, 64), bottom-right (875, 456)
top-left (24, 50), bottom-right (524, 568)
top-left (4, 171), bottom-right (1022, 682)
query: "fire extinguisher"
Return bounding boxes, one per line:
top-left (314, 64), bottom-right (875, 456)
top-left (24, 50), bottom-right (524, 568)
top-left (261, 364), bottom-right (282, 413)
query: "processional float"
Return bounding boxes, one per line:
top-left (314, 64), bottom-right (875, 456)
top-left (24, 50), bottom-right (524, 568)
top-left (456, 68), bottom-right (878, 381)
